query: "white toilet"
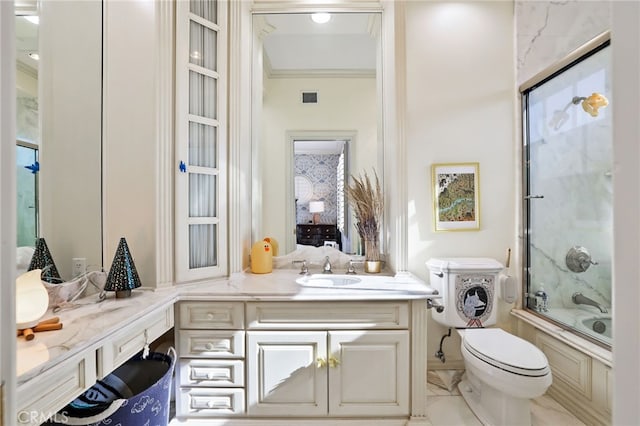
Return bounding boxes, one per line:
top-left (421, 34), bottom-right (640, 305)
top-left (426, 258), bottom-right (552, 426)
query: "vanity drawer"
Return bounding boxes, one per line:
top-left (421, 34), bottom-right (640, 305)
top-left (97, 305), bottom-right (174, 378)
top-left (178, 387), bottom-right (245, 416)
top-left (179, 359), bottom-right (244, 387)
top-left (178, 301), bottom-right (244, 329)
top-left (179, 330), bottom-right (245, 358)
top-left (246, 301), bottom-right (409, 329)
top-left (17, 352), bottom-right (96, 426)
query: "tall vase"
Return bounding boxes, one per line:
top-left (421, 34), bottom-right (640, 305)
top-left (364, 238), bottom-right (382, 273)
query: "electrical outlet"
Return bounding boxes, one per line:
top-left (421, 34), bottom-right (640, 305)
top-left (72, 257), bottom-right (87, 277)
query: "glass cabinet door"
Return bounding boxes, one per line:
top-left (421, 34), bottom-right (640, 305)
top-left (176, 0), bottom-right (228, 282)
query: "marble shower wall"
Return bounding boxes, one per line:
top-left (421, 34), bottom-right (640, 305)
top-left (516, 1), bottom-right (610, 86)
top-left (517, 1), bottom-right (612, 312)
top-left (295, 154), bottom-right (340, 225)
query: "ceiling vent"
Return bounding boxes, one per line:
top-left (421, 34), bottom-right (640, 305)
top-left (301, 91), bottom-right (318, 104)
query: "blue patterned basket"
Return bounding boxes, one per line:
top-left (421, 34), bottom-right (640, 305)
top-left (45, 348), bottom-right (175, 426)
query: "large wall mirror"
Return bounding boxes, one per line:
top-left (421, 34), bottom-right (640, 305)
top-left (15, 0), bottom-right (103, 279)
top-left (251, 11), bottom-right (383, 256)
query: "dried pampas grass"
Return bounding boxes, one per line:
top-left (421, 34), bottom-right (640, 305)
top-left (346, 170), bottom-right (383, 261)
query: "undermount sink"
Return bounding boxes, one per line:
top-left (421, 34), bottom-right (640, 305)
top-left (294, 273), bottom-right (439, 297)
top-left (296, 274), bottom-right (362, 288)
top-left (581, 316), bottom-right (612, 338)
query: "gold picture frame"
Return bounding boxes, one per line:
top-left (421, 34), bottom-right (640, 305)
top-left (431, 163), bottom-right (480, 231)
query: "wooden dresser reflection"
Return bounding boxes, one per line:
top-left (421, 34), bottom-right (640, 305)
top-left (296, 224), bottom-right (341, 250)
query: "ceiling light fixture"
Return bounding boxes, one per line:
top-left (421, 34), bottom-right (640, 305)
top-left (28, 52), bottom-right (39, 61)
top-left (311, 13), bottom-right (331, 24)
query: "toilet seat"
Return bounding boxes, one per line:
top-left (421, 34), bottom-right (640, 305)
top-left (462, 328), bottom-right (550, 377)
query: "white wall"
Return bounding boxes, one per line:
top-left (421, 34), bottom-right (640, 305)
top-left (259, 76), bottom-right (378, 251)
top-left (103, 0), bottom-right (159, 285)
top-left (404, 1), bottom-right (517, 366)
top-left (611, 2), bottom-right (640, 423)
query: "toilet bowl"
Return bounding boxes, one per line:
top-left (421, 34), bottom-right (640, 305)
top-left (457, 328), bottom-right (552, 426)
top-left (426, 258), bottom-right (552, 426)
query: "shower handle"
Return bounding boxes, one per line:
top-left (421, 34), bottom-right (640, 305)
top-left (566, 246), bottom-right (598, 273)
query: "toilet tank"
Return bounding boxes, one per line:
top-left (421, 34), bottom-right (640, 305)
top-left (426, 258), bottom-right (504, 328)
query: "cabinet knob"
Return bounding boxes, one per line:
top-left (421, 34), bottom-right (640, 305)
top-left (205, 342), bottom-right (215, 351)
top-left (316, 357), bottom-right (327, 368)
top-left (207, 313), bottom-right (214, 320)
top-left (328, 356), bottom-right (340, 368)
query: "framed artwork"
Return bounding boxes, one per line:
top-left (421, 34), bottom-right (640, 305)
top-left (431, 163), bottom-right (480, 231)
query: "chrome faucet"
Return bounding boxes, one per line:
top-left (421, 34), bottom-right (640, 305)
top-left (293, 260), bottom-right (309, 275)
top-left (346, 260), bottom-right (357, 275)
top-left (572, 292), bottom-right (608, 313)
top-left (322, 256), bottom-right (333, 274)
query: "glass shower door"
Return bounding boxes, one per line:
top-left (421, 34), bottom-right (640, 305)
top-left (522, 38), bottom-right (612, 347)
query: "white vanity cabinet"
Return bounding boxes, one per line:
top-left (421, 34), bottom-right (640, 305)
top-left (174, 298), bottom-right (426, 424)
top-left (245, 301), bottom-right (410, 418)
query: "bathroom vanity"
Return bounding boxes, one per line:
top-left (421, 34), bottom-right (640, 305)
top-left (15, 270), bottom-right (435, 426)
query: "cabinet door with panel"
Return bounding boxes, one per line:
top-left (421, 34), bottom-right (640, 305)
top-left (246, 331), bottom-right (328, 416)
top-left (329, 330), bottom-right (409, 416)
top-left (246, 330), bottom-right (409, 418)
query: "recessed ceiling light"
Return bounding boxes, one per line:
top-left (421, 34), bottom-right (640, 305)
top-left (311, 13), bottom-right (331, 24)
top-left (24, 15), bottom-right (39, 25)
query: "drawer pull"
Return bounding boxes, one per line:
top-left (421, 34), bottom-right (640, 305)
top-left (191, 367), bottom-right (231, 381)
top-left (201, 340), bottom-right (230, 352)
top-left (207, 313), bottom-right (215, 320)
top-left (191, 396), bottom-right (231, 410)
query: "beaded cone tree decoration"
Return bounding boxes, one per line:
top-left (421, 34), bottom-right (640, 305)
top-left (104, 237), bottom-right (141, 298)
top-left (28, 237), bottom-right (62, 283)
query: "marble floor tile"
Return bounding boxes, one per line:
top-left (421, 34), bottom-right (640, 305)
top-left (425, 393), bottom-right (586, 426)
top-left (531, 395), bottom-right (586, 426)
top-left (426, 395), bottom-right (483, 426)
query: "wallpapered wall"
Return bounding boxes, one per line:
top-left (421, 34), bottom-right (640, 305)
top-left (295, 153), bottom-right (339, 224)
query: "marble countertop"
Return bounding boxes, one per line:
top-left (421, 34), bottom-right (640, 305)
top-left (17, 269), bottom-right (436, 386)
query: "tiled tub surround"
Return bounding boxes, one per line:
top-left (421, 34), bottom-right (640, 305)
top-left (16, 270), bottom-right (436, 426)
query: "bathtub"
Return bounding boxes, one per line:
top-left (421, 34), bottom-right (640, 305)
top-left (542, 307), bottom-right (611, 348)
top-left (511, 308), bottom-right (612, 425)
top-left (512, 308), bottom-right (611, 363)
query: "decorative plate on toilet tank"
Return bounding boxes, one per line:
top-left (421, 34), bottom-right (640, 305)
top-left (455, 274), bottom-right (494, 327)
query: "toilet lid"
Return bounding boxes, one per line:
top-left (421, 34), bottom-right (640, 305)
top-left (463, 328), bottom-right (549, 376)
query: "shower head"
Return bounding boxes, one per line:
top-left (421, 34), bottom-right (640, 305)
top-left (575, 92), bottom-right (609, 117)
top-left (548, 108), bottom-right (570, 131)
top-left (548, 92), bottom-right (609, 130)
